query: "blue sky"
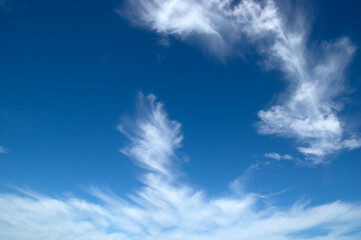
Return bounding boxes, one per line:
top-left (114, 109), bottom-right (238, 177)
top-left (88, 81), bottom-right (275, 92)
top-left (1, 0), bottom-right (361, 239)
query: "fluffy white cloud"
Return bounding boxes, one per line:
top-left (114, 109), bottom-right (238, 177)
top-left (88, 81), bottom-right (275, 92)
top-left (1, 94), bottom-right (361, 240)
top-left (121, 0), bottom-right (361, 161)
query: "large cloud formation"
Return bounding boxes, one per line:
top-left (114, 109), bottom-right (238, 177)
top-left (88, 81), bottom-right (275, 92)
top-left (121, 0), bottom-right (361, 161)
top-left (1, 94), bottom-right (361, 240)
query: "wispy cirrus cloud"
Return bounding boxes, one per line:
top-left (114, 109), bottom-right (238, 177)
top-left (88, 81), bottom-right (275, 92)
top-left (117, 93), bottom-right (183, 177)
top-left (121, 0), bottom-right (361, 162)
top-left (1, 94), bottom-right (361, 239)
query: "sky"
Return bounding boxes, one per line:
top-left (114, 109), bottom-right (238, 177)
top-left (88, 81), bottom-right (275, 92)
top-left (1, 0), bottom-right (361, 239)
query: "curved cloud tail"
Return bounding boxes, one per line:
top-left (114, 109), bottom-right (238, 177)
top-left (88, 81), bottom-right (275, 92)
top-left (121, 0), bottom-right (361, 162)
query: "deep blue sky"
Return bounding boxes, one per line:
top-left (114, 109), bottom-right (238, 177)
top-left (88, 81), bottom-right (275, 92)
top-left (1, 0), bottom-right (361, 217)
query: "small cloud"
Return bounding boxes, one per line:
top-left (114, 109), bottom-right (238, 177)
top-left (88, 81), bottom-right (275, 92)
top-left (282, 154), bottom-right (293, 160)
top-left (265, 152), bottom-right (293, 161)
top-left (249, 163), bottom-right (260, 170)
top-left (0, 146), bottom-right (7, 154)
top-left (343, 137), bottom-right (361, 150)
top-left (265, 152), bottom-right (281, 160)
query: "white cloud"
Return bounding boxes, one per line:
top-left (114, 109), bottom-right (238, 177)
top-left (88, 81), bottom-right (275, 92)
top-left (265, 152), bottom-right (281, 160)
top-left (1, 94), bottom-right (361, 240)
top-left (117, 93), bottom-right (183, 177)
top-left (282, 154), bottom-right (293, 160)
top-left (0, 146), bottom-right (6, 154)
top-left (121, 0), bottom-right (361, 162)
top-left (265, 152), bottom-right (293, 161)
top-left (257, 38), bottom-right (357, 159)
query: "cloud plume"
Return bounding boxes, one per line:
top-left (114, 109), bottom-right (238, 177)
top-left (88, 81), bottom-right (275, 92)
top-left (1, 94), bottom-right (361, 240)
top-left (121, 0), bottom-right (361, 161)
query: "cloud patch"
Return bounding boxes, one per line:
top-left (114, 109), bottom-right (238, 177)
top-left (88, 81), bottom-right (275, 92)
top-left (1, 94), bottom-right (361, 240)
top-left (0, 146), bottom-right (7, 154)
top-left (121, 0), bottom-right (361, 162)
top-left (265, 152), bottom-right (293, 160)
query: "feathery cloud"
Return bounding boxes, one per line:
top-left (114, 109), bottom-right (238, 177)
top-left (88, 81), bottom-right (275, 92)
top-left (121, 0), bottom-right (361, 162)
top-left (1, 94), bottom-right (361, 240)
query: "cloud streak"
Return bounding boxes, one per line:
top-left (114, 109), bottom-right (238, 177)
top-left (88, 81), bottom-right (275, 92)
top-left (1, 94), bottom-right (361, 239)
top-left (265, 152), bottom-right (293, 161)
top-left (121, 0), bottom-right (361, 161)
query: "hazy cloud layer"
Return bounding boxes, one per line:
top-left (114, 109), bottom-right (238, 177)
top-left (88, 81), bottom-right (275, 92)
top-left (1, 94), bottom-right (361, 240)
top-left (121, 0), bottom-right (361, 161)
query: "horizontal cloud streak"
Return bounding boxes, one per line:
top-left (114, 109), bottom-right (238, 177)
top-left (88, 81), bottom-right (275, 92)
top-left (121, 0), bottom-right (361, 162)
top-left (1, 94), bottom-right (361, 240)
top-left (265, 152), bottom-right (293, 160)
